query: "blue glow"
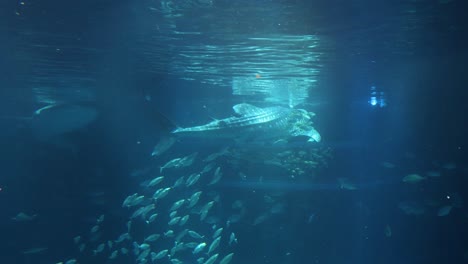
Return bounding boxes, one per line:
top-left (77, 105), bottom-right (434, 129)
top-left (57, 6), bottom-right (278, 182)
top-left (368, 86), bottom-right (386, 107)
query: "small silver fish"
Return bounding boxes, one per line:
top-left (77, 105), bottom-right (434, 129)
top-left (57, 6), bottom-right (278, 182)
top-left (160, 157), bottom-right (182, 173)
top-left (402, 174), bottom-right (425, 183)
top-left (151, 137), bottom-right (176, 156)
top-left (144, 234), bottom-right (160, 242)
top-left (212, 227), bottom-right (223, 239)
top-left (170, 199), bottom-right (186, 211)
top-left (219, 253), bottom-right (234, 264)
top-left (188, 230), bottom-right (204, 239)
top-left (208, 167), bottom-right (222, 185)
top-left (186, 173), bottom-right (201, 187)
top-left (147, 176), bottom-right (164, 187)
top-left (11, 212), bottom-right (37, 221)
top-left (193, 242), bottom-right (206, 254)
top-left (203, 253), bottom-right (219, 264)
top-left (187, 191), bottom-right (202, 208)
top-left (109, 250), bottom-right (118, 259)
top-left (153, 249), bottom-right (169, 260)
top-left (437, 205), bottom-right (453, 216)
top-left (168, 216), bottom-right (181, 225)
top-left (207, 236), bottom-right (221, 255)
top-left (179, 215), bottom-right (190, 226)
top-left (22, 247), bottom-right (48, 255)
top-left (229, 232), bottom-right (238, 246)
top-left (200, 201), bottom-right (215, 221)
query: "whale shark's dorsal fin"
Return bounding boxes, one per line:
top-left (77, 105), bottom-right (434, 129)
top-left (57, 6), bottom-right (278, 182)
top-left (232, 103), bottom-right (264, 116)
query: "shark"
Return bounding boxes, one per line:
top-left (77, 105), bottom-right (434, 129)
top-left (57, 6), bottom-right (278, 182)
top-left (171, 103), bottom-right (321, 143)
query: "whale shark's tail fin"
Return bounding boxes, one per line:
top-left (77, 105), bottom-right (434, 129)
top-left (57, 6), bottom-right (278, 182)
top-left (145, 101), bottom-right (177, 157)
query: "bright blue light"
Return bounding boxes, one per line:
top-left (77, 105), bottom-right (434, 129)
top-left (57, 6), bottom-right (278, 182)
top-left (368, 86), bottom-right (386, 108)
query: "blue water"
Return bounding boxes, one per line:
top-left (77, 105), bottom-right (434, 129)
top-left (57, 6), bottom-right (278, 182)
top-left (1, 0), bottom-right (467, 263)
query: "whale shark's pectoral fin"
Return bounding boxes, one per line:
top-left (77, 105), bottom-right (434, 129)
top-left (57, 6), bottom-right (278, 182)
top-left (232, 103), bottom-right (265, 116)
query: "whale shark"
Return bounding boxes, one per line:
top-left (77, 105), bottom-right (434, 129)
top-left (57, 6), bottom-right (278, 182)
top-left (172, 103), bottom-right (321, 143)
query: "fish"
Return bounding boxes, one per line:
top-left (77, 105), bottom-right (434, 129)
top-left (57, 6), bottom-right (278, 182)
top-left (146, 213), bottom-right (158, 223)
top-left (153, 187), bottom-right (171, 200)
top-left (203, 253), bottom-right (219, 264)
top-left (122, 193), bottom-right (145, 207)
top-left (97, 214), bottom-right (105, 223)
top-left (137, 248), bottom-right (150, 261)
top-left (203, 148), bottom-right (229, 162)
top-left (93, 243), bottom-right (105, 255)
top-left (170, 211), bottom-right (178, 218)
top-left (227, 214), bottom-right (242, 226)
top-left (381, 162), bottom-right (396, 168)
top-left (168, 216), bottom-right (181, 225)
top-left (170, 242), bottom-right (185, 257)
top-left (22, 247), bottom-right (48, 254)
top-left (90, 225), bottom-right (99, 233)
top-left (186, 173), bottom-right (201, 187)
top-left (398, 201), bottom-right (425, 215)
top-left (126, 220), bottom-right (132, 232)
top-left (207, 236), bottom-right (221, 255)
top-left (73, 236), bottom-right (81, 244)
top-left (11, 212), bottom-right (37, 221)
top-left (188, 230), bottom-right (204, 239)
top-left (138, 243), bottom-right (150, 250)
top-left (253, 214), bottom-right (269, 225)
top-left (219, 253), bottom-right (234, 264)
top-left (170, 199), bottom-right (186, 211)
top-left (151, 136), bottom-right (176, 156)
top-left (115, 232), bottom-right (131, 243)
top-left (144, 234), bottom-right (160, 242)
top-left (185, 242), bottom-right (199, 248)
top-left (170, 258), bottom-right (183, 264)
top-left (160, 153), bottom-right (198, 172)
top-left (172, 103), bottom-right (321, 143)
top-left (402, 174), bottom-right (426, 183)
top-left (187, 191), bottom-right (202, 208)
top-left (179, 215), bottom-right (190, 226)
top-left (384, 225), bottom-right (392, 237)
top-left (146, 176), bottom-right (164, 187)
top-left (437, 205), bottom-right (453, 216)
top-left (79, 244), bottom-right (86, 252)
top-left (337, 178), bottom-right (357, 190)
top-left (201, 162), bottom-right (216, 174)
top-left (131, 204), bottom-right (155, 219)
top-left (153, 249), bottom-right (169, 260)
top-left (164, 230), bottom-right (174, 237)
top-left (229, 232), bottom-right (238, 246)
top-left (200, 201), bottom-right (215, 221)
top-left (160, 157), bottom-right (183, 172)
top-left (208, 167), bottom-right (222, 185)
top-left (173, 176), bottom-right (186, 188)
top-left (109, 250), bottom-right (118, 259)
top-left (212, 227), bottom-right (223, 239)
top-left (175, 229), bottom-right (189, 242)
top-left (193, 242), bottom-right (207, 254)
